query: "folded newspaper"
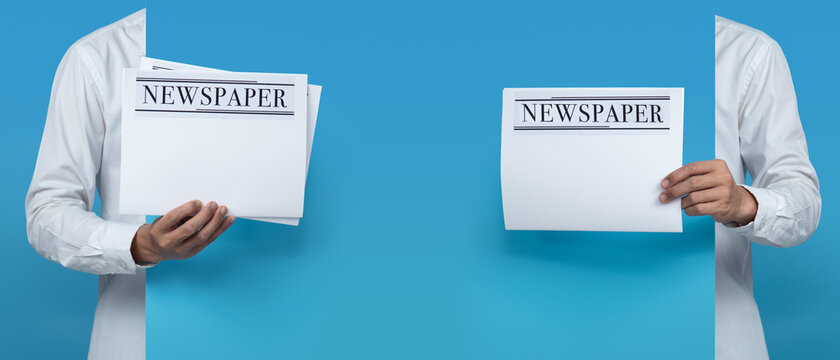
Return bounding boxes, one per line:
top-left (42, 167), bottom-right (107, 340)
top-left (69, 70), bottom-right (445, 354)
top-left (119, 57), bottom-right (321, 225)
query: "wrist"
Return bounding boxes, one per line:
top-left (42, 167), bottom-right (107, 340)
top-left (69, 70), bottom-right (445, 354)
top-left (130, 224), bottom-right (158, 265)
top-left (733, 186), bottom-right (758, 226)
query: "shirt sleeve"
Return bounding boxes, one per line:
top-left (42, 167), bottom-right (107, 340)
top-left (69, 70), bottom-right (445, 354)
top-left (25, 44), bottom-right (143, 275)
top-left (731, 39), bottom-right (821, 248)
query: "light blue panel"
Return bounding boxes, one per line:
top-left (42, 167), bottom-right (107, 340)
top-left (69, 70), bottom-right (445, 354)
top-left (146, 1), bottom-right (713, 358)
top-left (0, 2), bottom-right (143, 359)
top-left (713, 2), bottom-right (840, 359)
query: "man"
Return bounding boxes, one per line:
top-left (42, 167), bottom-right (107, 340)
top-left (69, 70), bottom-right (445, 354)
top-left (659, 16), bottom-right (821, 359)
top-left (25, 9), bottom-right (234, 360)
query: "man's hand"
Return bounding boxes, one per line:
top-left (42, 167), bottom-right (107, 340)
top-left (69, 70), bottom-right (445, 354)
top-left (659, 159), bottom-right (758, 226)
top-left (130, 200), bottom-right (235, 265)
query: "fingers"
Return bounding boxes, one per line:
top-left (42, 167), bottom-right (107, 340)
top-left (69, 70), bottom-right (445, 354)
top-left (181, 205), bottom-right (228, 251)
top-left (660, 174), bottom-right (718, 202)
top-left (158, 200), bottom-right (202, 230)
top-left (680, 188), bottom-right (721, 209)
top-left (661, 160), bottom-right (720, 189)
top-left (684, 202), bottom-right (717, 217)
top-left (145, 201), bottom-right (233, 261)
top-left (187, 216), bottom-right (235, 257)
top-left (660, 159), bottom-right (744, 223)
top-left (174, 201), bottom-right (218, 240)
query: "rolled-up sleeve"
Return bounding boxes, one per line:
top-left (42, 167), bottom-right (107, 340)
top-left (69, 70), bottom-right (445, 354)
top-left (25, 44), bottom-right (142, 275)
top-left (732, 39), bottom-right (821, 248)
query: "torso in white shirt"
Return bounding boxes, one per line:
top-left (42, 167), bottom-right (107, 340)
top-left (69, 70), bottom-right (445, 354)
top-left (72, 10), bottom-right (146, 360)
top-left (716, 15), bottom-right (821, 360)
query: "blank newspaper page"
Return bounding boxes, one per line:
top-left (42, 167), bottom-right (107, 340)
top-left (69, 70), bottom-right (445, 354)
top-left (501, 87), bottom-right (683, 232)
top-left (120, 69), bottom-right (308, 218)
top-left (139, 57), bottom-right (322, 226)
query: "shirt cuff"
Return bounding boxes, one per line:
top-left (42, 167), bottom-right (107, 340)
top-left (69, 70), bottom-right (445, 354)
top-left (727, 185), bottom-right (777, 240)
top-left (101, 221), bottom-right (145, 274)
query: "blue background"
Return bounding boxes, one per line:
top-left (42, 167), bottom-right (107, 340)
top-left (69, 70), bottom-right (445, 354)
top-left (0, 1), bottom-right (835, 360)
top-left (145, 1), bottom-right (712, 359)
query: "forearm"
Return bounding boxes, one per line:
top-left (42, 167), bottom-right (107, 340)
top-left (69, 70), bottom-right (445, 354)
top-left (26, 195), bottom-right (142, 275)
top-left (736, 182), bottom-right (821, 248)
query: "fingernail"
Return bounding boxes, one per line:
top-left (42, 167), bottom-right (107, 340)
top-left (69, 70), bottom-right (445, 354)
top-left (209, 201), bottom-right (218, 211)
top-left (661, 179), bottom-right (670, 188)
top-left (220, 206), bottom-right (228, 216)
top-left (659, 193), bottom-right (668, 202)
top-left (228, 216), bottom-right (236, 224)
top-left (194, 200), bottom-right (202, 207)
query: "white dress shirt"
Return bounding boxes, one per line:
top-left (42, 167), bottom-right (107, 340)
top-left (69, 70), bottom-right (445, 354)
top-left (25, 9), bottom-right (147, 360)
top-left (715, 16), bottom-right (821, 359)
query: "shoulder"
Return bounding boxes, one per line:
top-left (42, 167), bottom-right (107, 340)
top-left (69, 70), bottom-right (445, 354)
top-left (715, 16), bottom-right (788, 97)
top-left (715, 15), bottom-right (780, 58)
top-left (56, 8), bottom-right (145, 98)
top-left (70, 8), bottom-right (145, 55)
top-left (61, 9), bottom-right (145, 86)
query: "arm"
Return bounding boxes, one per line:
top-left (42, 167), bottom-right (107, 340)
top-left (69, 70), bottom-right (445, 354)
top-left (659, 40), bottom-right (820, 248)
top-left (736, 40), bottom-right (821, 248)
top-left (26, 45), bottom-right (236, 274)
top-left (25, 44), bottom-right (143, 274)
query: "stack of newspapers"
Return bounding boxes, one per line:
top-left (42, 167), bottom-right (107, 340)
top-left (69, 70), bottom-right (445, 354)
top-left (118, 57), bottom-right (321, 226)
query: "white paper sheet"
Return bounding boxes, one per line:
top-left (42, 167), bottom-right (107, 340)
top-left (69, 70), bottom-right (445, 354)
top-left (120, 69), bottom-right (307, 218)
top-left (140, 57), bottom-right (321, 225)
top-left (501, 88), bottom-right (683, 232)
